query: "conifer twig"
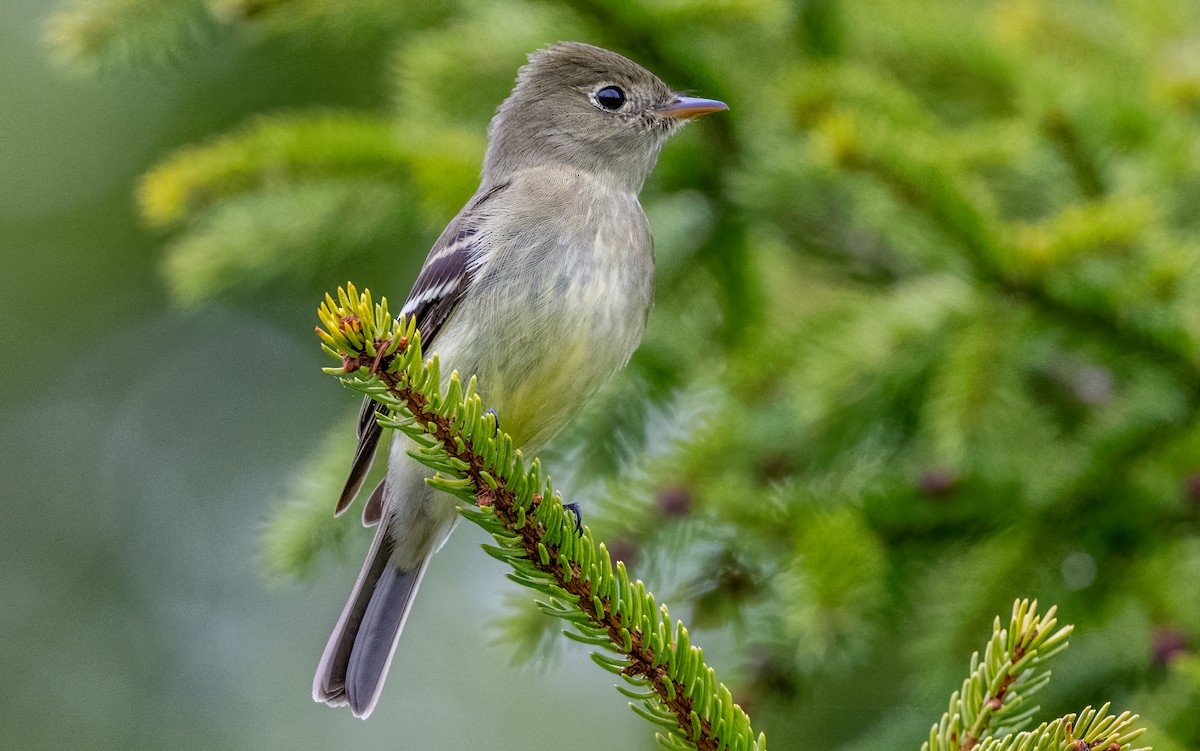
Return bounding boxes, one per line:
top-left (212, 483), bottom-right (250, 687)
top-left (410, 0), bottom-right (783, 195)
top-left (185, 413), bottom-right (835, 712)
top-left (921, 600), bottom-right (1148, 751)
top-left (315, 284), bottom-right (765, 751)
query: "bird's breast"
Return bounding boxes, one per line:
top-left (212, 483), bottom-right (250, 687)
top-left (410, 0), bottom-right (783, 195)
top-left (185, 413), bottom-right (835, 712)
top-left (432, 187), bottom-right (654, 451)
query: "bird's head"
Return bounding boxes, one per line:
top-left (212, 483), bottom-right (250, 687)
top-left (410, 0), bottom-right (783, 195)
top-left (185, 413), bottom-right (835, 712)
top-left (484, 42), bottom-right (727, 191)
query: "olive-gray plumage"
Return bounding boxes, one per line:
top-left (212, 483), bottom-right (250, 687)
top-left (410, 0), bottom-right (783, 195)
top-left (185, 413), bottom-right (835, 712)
top-left (313, 41), bottom-right (726, 719)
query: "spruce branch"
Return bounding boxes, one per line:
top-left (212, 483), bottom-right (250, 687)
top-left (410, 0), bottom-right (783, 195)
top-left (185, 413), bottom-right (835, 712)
top-left (817, 111), bottom-right (1200, 385)
top-left (262, 422), bottom-right (361, 580)
top-left (922, 600), bottom-right (1147, 751)
top-left (923, 600), bottom-right (1072, 751)
top-left (161, 181), bottom-right (416, 303)
top-left (314, 284), bottom-right (765, 751)
top-left (45, 0), bottom-right (214, 74)
top-left (1042, 108), bottom-right (1106, 200)
top-left (816, 110), bottom-right (1200, 491)
top-left (138, 112), bottom-right (405, 227)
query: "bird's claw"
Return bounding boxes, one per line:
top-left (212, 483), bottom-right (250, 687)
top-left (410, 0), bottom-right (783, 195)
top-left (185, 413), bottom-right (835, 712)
top-left (563, 502), bottom-right (584, 536)
top-left (484, 408), bottom-right (500, 435)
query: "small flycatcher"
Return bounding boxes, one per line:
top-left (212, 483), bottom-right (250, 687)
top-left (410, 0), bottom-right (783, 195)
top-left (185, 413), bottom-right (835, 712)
top-left (313, 41), bottom-right (727, 718)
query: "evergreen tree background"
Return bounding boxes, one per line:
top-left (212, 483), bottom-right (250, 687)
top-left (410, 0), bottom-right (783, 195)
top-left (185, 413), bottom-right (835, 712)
top-left (3, 0), bottom-right (1199, 748)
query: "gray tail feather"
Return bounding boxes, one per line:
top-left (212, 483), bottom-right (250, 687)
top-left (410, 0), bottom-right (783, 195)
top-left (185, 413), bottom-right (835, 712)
top-left (312, 526), bottom-right (431, 719)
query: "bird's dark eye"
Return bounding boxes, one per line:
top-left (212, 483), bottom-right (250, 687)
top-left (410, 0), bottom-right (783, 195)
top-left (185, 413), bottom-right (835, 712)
top-left (595, 86), bottom-right (626, 110)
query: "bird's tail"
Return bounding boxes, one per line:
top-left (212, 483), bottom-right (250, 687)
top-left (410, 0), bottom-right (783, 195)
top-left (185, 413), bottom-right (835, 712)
top-left (312, 524), bottom-right (431, 719)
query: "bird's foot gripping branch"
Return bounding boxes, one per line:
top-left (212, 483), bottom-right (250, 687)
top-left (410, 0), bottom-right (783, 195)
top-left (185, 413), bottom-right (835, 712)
top-left (316, 283), bottom-right (765, 751)
top-left (316, 284), bottom-right (1150, 751)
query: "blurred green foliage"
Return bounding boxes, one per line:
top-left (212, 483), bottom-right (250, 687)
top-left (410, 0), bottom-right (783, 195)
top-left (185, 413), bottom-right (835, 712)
top-left (43, 0), bottom-right (1200, 748)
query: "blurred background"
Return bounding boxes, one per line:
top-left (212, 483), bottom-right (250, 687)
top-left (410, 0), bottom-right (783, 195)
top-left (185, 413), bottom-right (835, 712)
top-left (3, 0), bottom-right (1200, 748)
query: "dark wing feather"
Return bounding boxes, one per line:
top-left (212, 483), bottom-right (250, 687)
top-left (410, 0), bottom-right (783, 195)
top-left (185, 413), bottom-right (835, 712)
top-left (334, 182), bottom-right (508, 516)
top-left (333, 397), bottom-right (388, 516)
top-left (399, 227), bottom-right (477, 335)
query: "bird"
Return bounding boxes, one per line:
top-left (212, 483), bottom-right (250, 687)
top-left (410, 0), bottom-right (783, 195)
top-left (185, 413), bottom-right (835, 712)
top-left (312, 41), bottom-right (727, 719)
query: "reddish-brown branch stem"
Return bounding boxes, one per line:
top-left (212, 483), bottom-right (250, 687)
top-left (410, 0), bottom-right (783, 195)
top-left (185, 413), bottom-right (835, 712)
top-left (366, 362), bottom-right (719, 750)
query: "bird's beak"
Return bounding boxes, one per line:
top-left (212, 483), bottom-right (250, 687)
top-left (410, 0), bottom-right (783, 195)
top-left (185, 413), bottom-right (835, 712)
top-left (653, 96), bottom-right (728, 120)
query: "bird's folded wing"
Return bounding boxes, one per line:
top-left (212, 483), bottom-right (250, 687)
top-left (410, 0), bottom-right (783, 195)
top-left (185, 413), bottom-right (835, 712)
top-left (333, 182), bottom-right (509, 516)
